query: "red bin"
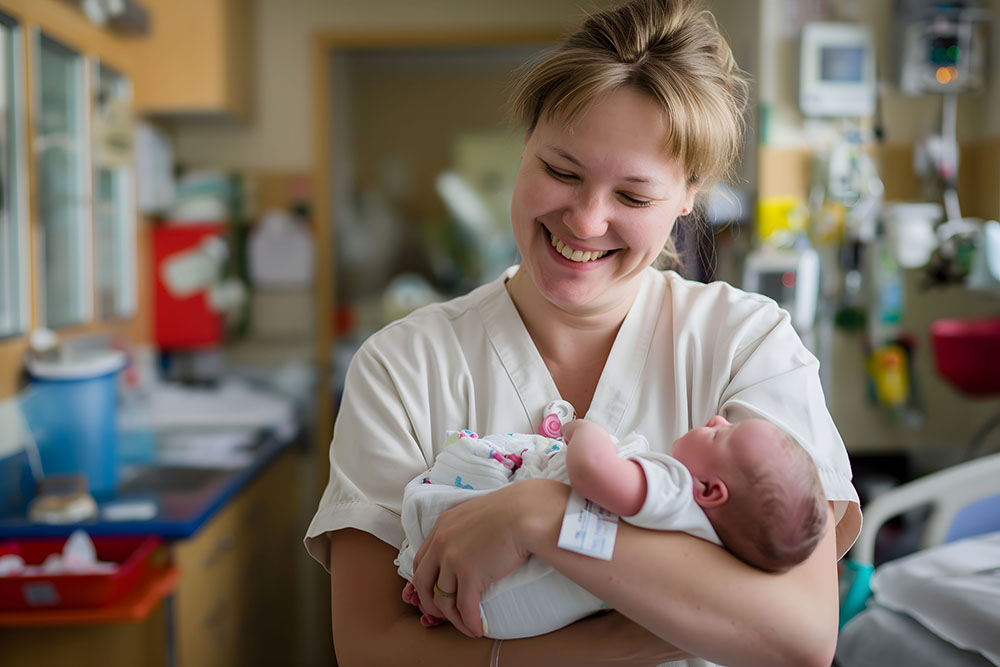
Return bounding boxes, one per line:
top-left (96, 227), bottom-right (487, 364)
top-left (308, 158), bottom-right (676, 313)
top-left (930, 315), bottom-right (1000, 396)
top-left (0, 535), bottom-right (164, 610)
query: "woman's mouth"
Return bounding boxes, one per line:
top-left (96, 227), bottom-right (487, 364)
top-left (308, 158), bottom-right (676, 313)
top-left (548, 230), bottom-right (611, 263)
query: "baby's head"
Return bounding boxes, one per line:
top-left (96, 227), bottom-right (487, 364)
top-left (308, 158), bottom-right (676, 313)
top-left (672, 416), bottom-right (827, 573)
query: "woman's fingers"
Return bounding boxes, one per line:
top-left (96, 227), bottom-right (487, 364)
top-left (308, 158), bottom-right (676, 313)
top-left (455, 580), bottom-right (485, 636)
top-left (410, 482), bottom-right (551, 637)
top-left (412, 538), bottom-right (478, 635)
top-left (411, 539), bottom-right (445, 618)
top-left (423, 565), bottom-right (478, 636)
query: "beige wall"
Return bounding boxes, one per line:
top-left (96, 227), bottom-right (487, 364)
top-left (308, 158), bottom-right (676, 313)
top-left (170, 0), bottom-right (623, 170)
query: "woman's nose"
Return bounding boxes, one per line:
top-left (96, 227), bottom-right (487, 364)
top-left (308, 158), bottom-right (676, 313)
top-left (563, 191), bottom-right (609, 239)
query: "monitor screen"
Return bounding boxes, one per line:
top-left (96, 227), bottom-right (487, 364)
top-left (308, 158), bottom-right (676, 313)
top-left (820, 45), bottom-right (865, 83)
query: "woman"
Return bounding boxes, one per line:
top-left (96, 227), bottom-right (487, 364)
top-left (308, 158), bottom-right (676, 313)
top-left (306, 1), bottom-right (861, 665)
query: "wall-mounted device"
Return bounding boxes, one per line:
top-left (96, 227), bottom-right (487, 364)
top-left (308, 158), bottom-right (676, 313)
top-left (799, 22), bottom-right (877, 118)
top-left (899, 3), bottom-right (988, 95)
top-left (743, 247), bottom-right (821, 333)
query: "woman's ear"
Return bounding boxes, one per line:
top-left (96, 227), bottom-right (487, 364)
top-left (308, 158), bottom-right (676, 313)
top-left (683, 173), bottom-right (709, 215)
top-left (694, 476), bottom-right (729, 508)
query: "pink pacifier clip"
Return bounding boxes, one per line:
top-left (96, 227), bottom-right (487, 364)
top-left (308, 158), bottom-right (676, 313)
top-left (538, 399), bottom-right (577, 439)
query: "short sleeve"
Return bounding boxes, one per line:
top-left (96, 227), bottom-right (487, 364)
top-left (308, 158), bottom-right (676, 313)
top-left (719, 300), bottom-right (861, 558)
top-left (304, 343), bottom-right (431, 571)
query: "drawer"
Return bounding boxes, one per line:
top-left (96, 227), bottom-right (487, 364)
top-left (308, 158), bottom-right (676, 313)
top-left (173, 501), bottom-right (241, 667)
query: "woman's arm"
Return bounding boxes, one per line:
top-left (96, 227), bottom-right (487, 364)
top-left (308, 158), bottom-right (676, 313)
top-left (329, 527), bottom-right (688, 666)
top-left (523, 480), bottom-right (840, 667)
top-left (415, 478), bottom-right (839, 667)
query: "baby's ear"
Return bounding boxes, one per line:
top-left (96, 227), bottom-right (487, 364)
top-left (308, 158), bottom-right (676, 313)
top-left (694, 477), bottom-right (729, 509)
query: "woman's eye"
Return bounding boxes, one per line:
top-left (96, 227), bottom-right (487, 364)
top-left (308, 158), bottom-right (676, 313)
top-left (619, 193), bottom-right (653, 208)
top-left (542, 162), bottom-right (577, 181)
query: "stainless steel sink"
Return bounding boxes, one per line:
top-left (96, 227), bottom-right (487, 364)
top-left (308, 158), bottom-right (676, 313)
top-left (117, 465), bottom-right (226, 494)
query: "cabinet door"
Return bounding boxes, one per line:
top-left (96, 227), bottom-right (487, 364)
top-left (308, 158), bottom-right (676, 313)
top-left (232, 449), bottom-right (302, 666)
top-left (132, 0), bottom-right (251, 119)
top-left (0, 18), bottom-right (28, 340)
top-left (35, 32), bottom-right (90, 328)
top-left (0, 605), bottom-right (169, 667)
top-left (172, 447), bottom-right (301, 667)
top-left (173, 496), bottom-right (241, 667)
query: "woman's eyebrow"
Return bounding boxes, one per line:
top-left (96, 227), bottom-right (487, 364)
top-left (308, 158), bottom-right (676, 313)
top-left (544, 145), bottom-right (662, 186)
top-left (544, 146), bottom-right (585, 169)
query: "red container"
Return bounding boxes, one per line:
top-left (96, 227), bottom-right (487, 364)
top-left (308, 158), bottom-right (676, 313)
top-left (0, 535), bottom-right (163, 610)
top-left (930, 315), bottom-right (1000, 396)
top-left (153, 223), bottom-right (226, 349)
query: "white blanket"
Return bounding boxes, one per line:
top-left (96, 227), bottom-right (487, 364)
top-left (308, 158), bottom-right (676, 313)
top-left (396, 431), bottom-right (649, 639)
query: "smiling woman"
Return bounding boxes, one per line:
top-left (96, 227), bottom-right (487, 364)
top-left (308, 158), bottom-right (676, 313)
top-left (307, 2), bottom-right (859, 665)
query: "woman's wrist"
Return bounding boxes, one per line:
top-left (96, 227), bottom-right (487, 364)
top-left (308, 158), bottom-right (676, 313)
top-left (514, 478), bottom-right (571, 556)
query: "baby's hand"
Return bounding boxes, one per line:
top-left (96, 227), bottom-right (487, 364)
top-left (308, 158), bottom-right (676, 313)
top-left (561, 418), bottom-right (606, 445)
top-left (564, 420), bottom-right (647, 517)
top-left (562, 419), bottom-right (614, 453)
top-left (564, 419), bottom-right (618, 486)
top-left (401, 581), bottom-right (445, 628)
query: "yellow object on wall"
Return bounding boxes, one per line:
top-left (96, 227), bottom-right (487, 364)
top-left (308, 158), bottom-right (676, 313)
top-left (868, 344), bottom-right (910, 407)
top-left (756, 196), bottom-right (808, 244)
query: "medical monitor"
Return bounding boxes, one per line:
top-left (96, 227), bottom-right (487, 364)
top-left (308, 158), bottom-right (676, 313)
top-left (800, 22), bottom-right (876, 117)
top-left (742, 247), bottom-right (820, 333)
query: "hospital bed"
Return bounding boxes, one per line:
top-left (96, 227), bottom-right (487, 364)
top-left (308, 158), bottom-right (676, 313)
top-left (835, 451), bottom-right (1000, 667)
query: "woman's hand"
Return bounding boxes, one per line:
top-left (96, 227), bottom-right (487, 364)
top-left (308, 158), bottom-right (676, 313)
top-left (411, 478), bottom-right (569, 637)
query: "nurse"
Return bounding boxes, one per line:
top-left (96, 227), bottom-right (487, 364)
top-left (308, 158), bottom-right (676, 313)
top-left (306, 0), bottom-right (861, 665)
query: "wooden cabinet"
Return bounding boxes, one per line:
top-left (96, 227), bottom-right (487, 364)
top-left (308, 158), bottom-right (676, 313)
top-left (0, 606), bottom-right (170, 667)
top-left (173, 448), bottom-right (302, 667)
top-left (132, 0), bottom-right (253, 119)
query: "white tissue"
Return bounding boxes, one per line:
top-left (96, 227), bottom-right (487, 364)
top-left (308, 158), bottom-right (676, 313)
top-left (0, 554), bottom-right (25, 575)
top-left (0, 530), bottom-right (117, 577)
top-left (63, 529), bottom-right (98, 570)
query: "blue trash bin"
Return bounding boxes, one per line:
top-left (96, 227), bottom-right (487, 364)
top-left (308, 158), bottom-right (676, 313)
top-left (21, 351), bottom-right (126, 497)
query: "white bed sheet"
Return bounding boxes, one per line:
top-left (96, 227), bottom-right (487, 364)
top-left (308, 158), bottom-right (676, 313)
top-left (837, 532), bottom-right (1000, 667)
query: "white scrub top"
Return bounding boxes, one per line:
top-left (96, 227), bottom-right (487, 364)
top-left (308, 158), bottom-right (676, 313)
top-left (305, 265), bottom-right (861, 667)
top-left (306, 265), bottom-right (860, 568)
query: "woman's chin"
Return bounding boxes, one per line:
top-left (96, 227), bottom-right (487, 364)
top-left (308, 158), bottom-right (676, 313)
top-left (530, 269), bottom-right (608, 311)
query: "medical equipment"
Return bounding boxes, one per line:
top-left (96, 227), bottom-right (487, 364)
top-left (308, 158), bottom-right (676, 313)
top-left (899, 1), bottom-right (991, 222)
top-left (899, 1), bottom-right (989, 96)
top-left (799, 22), bottom-right (876, 118)
top-left (883, 202), bottom-right (942, 269)
top-left (742, 246), bottom-right (820, 334)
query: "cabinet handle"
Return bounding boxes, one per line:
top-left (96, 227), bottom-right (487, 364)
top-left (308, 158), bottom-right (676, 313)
top-left (202, 599), bottom-right (227, 628)
top-left (201, 533), bottom-right (236, 569)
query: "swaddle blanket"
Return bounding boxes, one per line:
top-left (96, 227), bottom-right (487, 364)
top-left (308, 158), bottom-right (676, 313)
top-left (396, 430), bottom-right (649, 639)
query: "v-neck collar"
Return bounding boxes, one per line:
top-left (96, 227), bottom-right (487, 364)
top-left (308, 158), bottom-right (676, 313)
top-left (479, 267), bottom-right (665, 435)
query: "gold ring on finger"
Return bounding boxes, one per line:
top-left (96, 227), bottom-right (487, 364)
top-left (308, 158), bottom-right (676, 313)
top-left (433, 583), bottom-right (457, 598)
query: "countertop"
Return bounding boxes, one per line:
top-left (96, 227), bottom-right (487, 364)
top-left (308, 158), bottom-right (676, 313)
top-left (0, 427), bottom-right (297, 541)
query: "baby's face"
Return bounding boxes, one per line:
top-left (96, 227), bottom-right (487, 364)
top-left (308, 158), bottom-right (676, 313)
top-left (672, 416), bottom-right (782, 480)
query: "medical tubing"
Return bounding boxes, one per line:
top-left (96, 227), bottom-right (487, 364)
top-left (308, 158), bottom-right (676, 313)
top-left (490, 638), bottom-right (503, 666)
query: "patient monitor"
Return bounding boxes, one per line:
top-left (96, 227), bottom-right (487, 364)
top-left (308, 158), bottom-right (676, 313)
top-left (743, 247), bottom-right (820, 334)
top-left (799, 22), bottom-right (877, 117)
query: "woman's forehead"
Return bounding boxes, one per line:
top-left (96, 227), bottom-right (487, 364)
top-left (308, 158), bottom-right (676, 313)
top-left (530, 92), bottom-right (686, 182)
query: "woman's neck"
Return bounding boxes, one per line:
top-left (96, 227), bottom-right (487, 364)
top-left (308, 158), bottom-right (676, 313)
top-left (506, 271), bottom-right (638, 415)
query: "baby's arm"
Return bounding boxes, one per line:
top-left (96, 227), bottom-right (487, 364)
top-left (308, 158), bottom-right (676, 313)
top-left (563, 419), bottom-right (646, 516)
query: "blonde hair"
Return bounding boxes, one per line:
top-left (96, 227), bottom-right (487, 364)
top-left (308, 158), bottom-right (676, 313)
top-left (508, 0), bottom-right (749, 268)
top-left (715, 430), bottom-right (828, 573)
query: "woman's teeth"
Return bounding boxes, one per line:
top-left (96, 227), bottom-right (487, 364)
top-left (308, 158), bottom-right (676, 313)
top-left (550, 234), bottom-right (609, 263)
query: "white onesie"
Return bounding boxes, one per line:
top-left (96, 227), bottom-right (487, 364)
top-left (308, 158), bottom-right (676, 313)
top-left (396, 429), bottom-right (721, 639)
